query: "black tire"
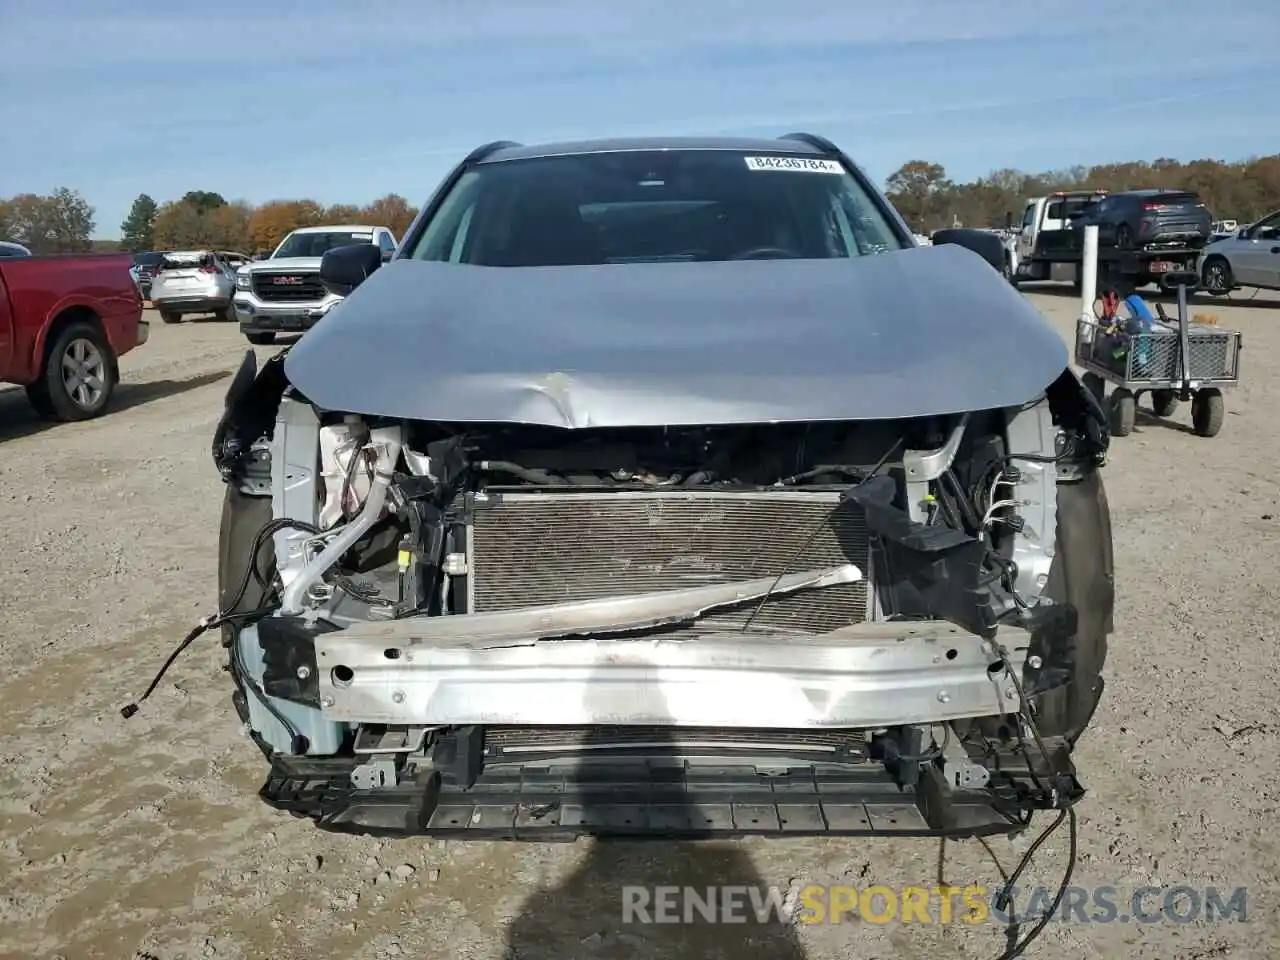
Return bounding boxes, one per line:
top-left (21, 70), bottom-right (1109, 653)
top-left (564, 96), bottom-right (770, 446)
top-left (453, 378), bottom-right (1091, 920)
top-left (159, 309), bottom-right (181, 324)
top-left (28, 320), bottom-right (118, 422)
top-left (216, 306), bottom-right (235, 322)
top-left (1149, 389), bottom-right (1179, 417)
top-left (1110, 387), bottom-right (1136, 437)
top-left (1192, 389), bottom-right (1225, 437)
top-left (1201, 256), bottom-right (1233, 296)
top-left (245, 332), bottom-right (276, 346)
top-left (1081, 371), bottom-right (1106, 406)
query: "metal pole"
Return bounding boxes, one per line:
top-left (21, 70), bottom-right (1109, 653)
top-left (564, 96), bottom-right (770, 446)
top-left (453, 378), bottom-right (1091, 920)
top-left (1177, 281), bottom-right (1192, 390)
top-left (1080, 225), bottom-right (1099, 343)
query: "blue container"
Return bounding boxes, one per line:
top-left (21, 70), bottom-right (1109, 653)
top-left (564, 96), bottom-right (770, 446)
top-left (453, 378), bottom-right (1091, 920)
top-left (1123, 295), bottom-right (1157, 374)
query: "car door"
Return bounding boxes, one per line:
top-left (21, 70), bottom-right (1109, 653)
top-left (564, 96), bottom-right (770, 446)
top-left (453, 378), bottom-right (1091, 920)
top-left (376, 229), bottom-right (397, 261)
top-left (213, 253), bottom-right (239, 299)
top-left (1016, 201), bottom-right (1038, 260)
top-left (1233, 212), bottom-right (1280, 288)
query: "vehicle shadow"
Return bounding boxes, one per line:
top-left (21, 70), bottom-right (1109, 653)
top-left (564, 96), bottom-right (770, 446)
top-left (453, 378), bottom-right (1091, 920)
top-left (1024, 283), bottom-right (1280, 311)
top-left (0, 370), bottom-right (230, 443)
top-left (1133, 409), bottom-right (1196, 435)
top-left (502, 674), bottom-right (808, 960)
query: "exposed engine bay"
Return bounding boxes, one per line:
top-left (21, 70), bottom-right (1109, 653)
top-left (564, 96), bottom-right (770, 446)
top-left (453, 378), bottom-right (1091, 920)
top-left (194, 345), bottom-right (1112, 841)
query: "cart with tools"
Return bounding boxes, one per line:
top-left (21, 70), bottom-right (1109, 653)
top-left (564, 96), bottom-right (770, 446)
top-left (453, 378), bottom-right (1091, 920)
top-left (1074, 270), bottom-right (1243, 438)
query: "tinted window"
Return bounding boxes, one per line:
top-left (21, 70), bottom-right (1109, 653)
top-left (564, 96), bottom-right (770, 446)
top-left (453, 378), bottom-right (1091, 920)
top-left (274, 231), bottom-right (376, 257)
top-left (406, 150), bottom-right (904, 266)
top-left (378, 232), bottom-right (396, 254)
top-left (134, 251), bottom-right (167, 267)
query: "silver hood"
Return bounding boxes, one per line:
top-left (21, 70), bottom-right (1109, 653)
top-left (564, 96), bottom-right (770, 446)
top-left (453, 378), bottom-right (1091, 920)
top-left (283, 244), bottom-right (1068, 427)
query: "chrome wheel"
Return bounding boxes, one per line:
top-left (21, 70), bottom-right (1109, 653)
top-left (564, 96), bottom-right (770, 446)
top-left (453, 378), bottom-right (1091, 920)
top-left (1203, 259), bottom-right (1231, 296)
top-left (61, 337), bottom-right (107, 410)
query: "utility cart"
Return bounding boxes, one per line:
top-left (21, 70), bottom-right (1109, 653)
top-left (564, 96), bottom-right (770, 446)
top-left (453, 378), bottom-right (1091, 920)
top-left (1074, 271), bottom-right (1243, 438)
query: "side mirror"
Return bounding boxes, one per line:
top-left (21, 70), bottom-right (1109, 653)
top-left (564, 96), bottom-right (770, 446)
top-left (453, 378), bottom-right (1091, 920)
top-left (381, 248), bottom-right (394, 263)
top-left (929, 228), bottom-right (1007, 274)
top-left (319, 242), bottom-right (384, 297)
top-left (253, 250), bottom-right (271, 261)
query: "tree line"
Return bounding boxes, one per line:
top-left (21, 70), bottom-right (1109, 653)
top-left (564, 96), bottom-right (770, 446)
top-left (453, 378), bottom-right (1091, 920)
top-left (115, 191), bottom-right (421, 254)
top-left (884, 154), bottom-right (1280, 234)
top-left (4, 152), bottom-right (1279, 254)
top-left (0, 189), bottom-right (420, 255)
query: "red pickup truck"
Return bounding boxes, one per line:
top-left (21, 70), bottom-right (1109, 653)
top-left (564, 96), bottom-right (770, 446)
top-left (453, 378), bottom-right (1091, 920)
top-left (0, 253), bottom-right (148, 421)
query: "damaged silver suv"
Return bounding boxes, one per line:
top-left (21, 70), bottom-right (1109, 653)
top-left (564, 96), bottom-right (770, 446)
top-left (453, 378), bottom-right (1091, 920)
top-left (207, 134), bottom-right (1113, 839)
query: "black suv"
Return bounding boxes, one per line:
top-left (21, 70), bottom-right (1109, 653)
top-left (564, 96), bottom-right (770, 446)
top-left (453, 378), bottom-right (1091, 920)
top-left (132, 250), bottom-right (169, 299)
top-left (1070, 189), bottom-right (1212, 250)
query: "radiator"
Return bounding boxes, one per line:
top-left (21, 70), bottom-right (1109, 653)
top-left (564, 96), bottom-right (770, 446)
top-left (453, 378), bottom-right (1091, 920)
top-left (463, 489), bottom-right (870, 635)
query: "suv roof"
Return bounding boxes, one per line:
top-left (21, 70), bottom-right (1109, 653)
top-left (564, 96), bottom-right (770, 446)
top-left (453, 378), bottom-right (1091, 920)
top-left (1115, 188), bottom-right (1198, 198)
top-left (289, 224), bottom-right (383, 234)
top-left (482, 135), bottom-right (831, 164)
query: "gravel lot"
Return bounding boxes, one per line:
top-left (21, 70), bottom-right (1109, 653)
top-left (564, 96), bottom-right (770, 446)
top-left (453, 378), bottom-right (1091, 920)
top-left (1, 290), bottom-right (1278, 960)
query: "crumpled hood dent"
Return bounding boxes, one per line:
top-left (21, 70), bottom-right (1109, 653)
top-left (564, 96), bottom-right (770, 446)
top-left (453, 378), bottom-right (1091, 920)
top-left (284, 245), bottom-right (1069, 427)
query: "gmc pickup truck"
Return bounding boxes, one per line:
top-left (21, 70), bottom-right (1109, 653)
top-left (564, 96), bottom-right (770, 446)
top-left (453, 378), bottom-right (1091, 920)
top-left (0, 253), bottom-right (148, 421)
top-left (233, 225), bottom-right (398, 345)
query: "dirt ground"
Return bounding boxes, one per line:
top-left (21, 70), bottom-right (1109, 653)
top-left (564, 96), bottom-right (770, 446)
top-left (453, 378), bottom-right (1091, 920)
top-left (1, 289), bottom-right (1278, 960)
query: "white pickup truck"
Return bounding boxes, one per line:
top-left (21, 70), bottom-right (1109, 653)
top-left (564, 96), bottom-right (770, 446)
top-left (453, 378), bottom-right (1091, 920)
top-left (233, 224), bottom-right (398, 345)
top-left (1011, 190), bottom-right (1109, 286)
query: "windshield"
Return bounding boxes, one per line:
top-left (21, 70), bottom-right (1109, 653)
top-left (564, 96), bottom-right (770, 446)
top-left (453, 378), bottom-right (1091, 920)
top-left (405, 149), bottom-right (905, 265)
top-left (273, 231), bottom-right (375, 258)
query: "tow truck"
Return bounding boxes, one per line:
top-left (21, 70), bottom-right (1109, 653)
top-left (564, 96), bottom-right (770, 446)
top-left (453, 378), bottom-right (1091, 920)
top-left (1013, 189), bottom-right (1209, 293)
top-left (1011, 190), bottom-right (1108, 288)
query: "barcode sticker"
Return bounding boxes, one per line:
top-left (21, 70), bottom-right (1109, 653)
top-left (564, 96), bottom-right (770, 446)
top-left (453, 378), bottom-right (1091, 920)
top-left (744, 156), bottom-right (844, 174)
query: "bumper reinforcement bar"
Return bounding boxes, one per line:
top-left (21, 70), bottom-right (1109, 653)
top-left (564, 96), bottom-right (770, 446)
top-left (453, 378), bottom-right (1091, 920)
top-left (259, 746), bottom-right (1080, 840)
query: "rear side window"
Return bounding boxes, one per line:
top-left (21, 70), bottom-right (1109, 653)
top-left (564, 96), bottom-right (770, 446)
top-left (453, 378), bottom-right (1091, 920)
top-left (161, 252), bottom-right (213, 269)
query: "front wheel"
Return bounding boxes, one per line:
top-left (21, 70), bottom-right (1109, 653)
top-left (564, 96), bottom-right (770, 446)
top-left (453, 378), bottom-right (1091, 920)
top-left (1081, 371), bottom-right (1106, 406)
top-left (159, 309), bottom-right (181, 324)
top-left (1149, 390), bottom-right (1179, 417)
top-left (245, 332), bottom-right (276, 346)
top-left (1201, 256), bottom-right (1233, 296)
top-left (28, 320), bottom-right (118, 421)
top-left (1110, 387), bottom-right (1136, 437)
top-left (1192, 389), bottom-right (1225, 437)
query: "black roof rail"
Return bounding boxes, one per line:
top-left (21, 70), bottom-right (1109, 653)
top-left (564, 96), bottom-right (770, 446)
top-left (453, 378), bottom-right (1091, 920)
top-left (779, 132), bottom-right (839, 154)
top-left (464, 140), bottom-right (522, 164)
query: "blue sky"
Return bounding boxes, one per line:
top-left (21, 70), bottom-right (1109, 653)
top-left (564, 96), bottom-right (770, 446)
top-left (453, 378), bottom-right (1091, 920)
top-left (2, 0), bottom-right (1278, 238)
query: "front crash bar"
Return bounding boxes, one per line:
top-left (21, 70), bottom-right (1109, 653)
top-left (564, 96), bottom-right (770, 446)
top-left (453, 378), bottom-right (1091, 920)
top-left (315, 618), bottom-right (1029, 728)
